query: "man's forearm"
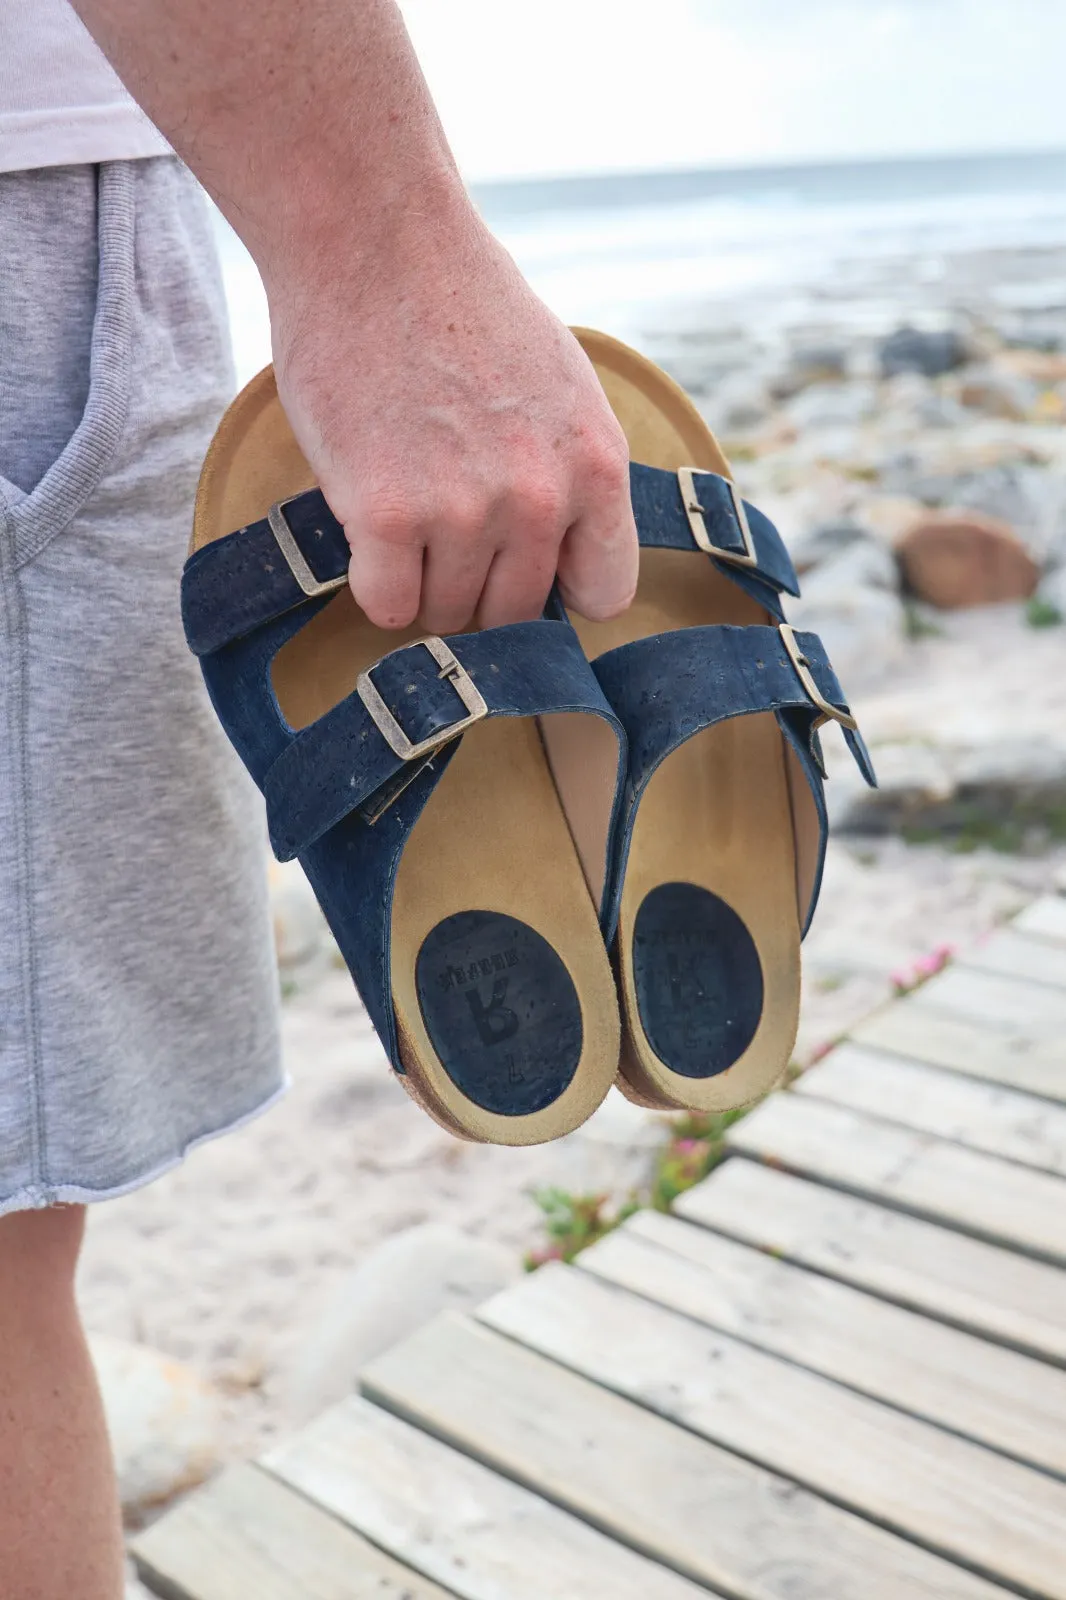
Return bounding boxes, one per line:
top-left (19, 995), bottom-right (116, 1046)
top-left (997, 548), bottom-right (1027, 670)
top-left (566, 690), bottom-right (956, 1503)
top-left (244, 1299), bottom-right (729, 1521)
top-left (69, 0), bottom-right (467, 276)
top-left (70, 0), bottom-right (639, 631)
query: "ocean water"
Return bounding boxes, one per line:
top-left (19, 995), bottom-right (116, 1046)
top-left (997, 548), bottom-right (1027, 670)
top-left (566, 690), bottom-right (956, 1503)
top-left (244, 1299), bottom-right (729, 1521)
top-left (216, 148), bottom-right (1066, 385)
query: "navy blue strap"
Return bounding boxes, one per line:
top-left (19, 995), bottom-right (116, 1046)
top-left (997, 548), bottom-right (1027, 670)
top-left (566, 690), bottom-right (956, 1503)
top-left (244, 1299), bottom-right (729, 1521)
top-left (263, 619), bottom-right (623, 861)
top-left (182, 494), bottom-right (350, 657)
top-left (592, 624), bottom-right (875, 796)
top-left (182, 463), bottom-right (799, 657)
top-left (629, 463), bottom-right (799, 616)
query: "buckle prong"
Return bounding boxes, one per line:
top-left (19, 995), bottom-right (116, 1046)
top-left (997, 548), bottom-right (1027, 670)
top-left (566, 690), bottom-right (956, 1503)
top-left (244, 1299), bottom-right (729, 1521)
top-left (268, 496), bottom-right (348, 598)
top-left (677, 467), bottom-right (759, 568)
top-left (357, 637), bottom-right (488, 761)
top-left (779, 623), bottom-right (858, 732)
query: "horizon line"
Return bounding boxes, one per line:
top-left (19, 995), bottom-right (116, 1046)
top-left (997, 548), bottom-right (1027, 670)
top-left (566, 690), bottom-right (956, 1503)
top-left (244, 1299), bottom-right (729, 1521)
top-left (469, 144), bottom-right (1066, 198)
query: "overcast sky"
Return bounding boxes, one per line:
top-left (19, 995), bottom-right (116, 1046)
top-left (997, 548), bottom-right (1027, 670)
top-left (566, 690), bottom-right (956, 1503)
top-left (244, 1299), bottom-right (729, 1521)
top-left (400, 1), bottom-right (1066, 180)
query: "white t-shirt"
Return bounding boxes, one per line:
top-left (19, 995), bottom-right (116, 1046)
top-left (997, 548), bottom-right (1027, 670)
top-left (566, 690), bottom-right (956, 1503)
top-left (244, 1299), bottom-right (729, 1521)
top-left (0, 0), bottom-right (170, 173)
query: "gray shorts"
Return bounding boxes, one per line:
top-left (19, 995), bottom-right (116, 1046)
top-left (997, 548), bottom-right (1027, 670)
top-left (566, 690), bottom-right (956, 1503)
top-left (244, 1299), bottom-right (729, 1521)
top-left (0, 157), bottom-right (284, 1217)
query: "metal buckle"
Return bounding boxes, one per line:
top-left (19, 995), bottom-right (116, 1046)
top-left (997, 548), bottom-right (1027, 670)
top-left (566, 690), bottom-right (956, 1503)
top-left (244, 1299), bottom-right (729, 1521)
top-left (356, 637), bottom-right (488, 761)
top-left (678, 467), bottom-right (759, 568)
top-left (779, 624), bottom-right (858, 732)
top-left (268, 496), bottom-right (348, 598)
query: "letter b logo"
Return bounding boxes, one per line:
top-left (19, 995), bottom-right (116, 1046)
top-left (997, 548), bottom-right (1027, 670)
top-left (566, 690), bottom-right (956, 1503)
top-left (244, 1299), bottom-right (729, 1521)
top-left (465, 978), bottom-right (520, 1048)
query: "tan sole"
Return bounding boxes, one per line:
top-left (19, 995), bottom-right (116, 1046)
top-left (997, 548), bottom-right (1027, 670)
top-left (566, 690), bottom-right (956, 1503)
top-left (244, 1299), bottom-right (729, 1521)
top-left (194, 366), bottom-right (621, 1146)
top-left (570, 328), bottom-right (804, 1113)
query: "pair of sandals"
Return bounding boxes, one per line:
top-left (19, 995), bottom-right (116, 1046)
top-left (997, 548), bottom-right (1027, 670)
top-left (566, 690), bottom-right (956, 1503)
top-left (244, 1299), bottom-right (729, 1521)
top-left (182, 331), bottom-right (875, 1146)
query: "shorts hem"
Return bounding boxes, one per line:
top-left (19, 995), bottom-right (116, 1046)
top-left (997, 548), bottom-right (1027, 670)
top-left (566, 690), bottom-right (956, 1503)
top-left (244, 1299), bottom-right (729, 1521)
top-left (0, 1072), bottom-right (291, 1218)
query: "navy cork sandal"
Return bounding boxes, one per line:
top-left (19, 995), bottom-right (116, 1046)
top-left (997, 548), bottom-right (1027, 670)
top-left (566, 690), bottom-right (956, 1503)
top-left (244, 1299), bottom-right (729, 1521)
top-left (181, 367), bottom-right (626, 1146)
top-left (570, 330), bottom-right (876, 1113)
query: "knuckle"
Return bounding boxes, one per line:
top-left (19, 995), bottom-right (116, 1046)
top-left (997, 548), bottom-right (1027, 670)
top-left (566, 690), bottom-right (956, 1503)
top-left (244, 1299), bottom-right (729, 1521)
top-left (511, 474), bottom-right (566, 539)
top-left (442, 497), bottom-right (492, 546)
top-left (360, 491), bottom-right (425, 546)
top-left (583, 433), bottom-right (630, 495)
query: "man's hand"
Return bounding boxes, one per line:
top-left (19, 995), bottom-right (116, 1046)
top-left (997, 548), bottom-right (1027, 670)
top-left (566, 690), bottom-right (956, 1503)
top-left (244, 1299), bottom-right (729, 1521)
top-left (70, 0), bottom-right (639, 630)
top-left (268, 187), bottom-right (637, 631)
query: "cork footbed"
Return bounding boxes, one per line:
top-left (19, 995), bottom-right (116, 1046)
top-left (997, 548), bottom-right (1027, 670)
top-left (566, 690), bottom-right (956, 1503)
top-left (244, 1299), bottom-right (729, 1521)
top-left (570, 328), bottom-right (806, 1112)
top-left (193, 367), bottom-right (620, 1146)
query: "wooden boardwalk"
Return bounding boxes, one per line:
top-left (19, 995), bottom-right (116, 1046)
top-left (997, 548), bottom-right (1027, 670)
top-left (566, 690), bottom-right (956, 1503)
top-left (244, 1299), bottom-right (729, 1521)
top-left (134, 896), bottom-right (1066, 1600)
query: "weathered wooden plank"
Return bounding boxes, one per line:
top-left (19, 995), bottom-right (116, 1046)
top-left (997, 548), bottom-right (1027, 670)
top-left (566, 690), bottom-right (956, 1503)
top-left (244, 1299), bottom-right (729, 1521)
top-left (131, 1460), bottom-right (451, 1600)
top-left (586, 1212), bottom-right (1066, 1477)
top-left (796, 1044), bottom-right (1066, 1174)
top-left (725, 1093), bottom-right (1066, 1262)
top-left (480, 1265), bottom-right (1066, 1599)
top-left (909, 965), bottom-right (1066, 1034)
top-left (264, 1393), bottom-right (704, 1600)
top-left (960, 927), bottom-right (1066, 991)
top-left (363, 1310), bottom-right (1009, 1600)
top-left (1014, 896), bottom-right (1066, 946)
top-left (676, 1159), bottom-right (1066, 1365)
top-left (853, 1002), bottom-right (1066, 1103)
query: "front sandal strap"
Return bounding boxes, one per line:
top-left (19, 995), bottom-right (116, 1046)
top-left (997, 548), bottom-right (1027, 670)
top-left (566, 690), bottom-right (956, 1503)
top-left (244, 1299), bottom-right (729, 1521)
top-left (592, 622), bottom-right (875, 798)
top-left (262, 619), bottom-right (624, 862)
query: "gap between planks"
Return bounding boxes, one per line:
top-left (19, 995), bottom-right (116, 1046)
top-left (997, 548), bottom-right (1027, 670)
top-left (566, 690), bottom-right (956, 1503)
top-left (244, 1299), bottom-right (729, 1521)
top-left (130, 1459), bottom-right (456, 1600)
top-left (675, 1158), bottom-right (1066, 1367)
top-left (580, 1210), bottom-right (1066, 1477)
top-left (852, 999), bottom-right (1066, 1104)
top-left (264, 1390), bottom-right (707, 1600)
top-left (957, 926), bottom-right (1066, 991)
top-left (796, 1043), bottom-right (1066, 1175)
top-left (1012, 896), bottom-right (1066, 947)
top-left (722, 1092), bottom-right (1066, 1264)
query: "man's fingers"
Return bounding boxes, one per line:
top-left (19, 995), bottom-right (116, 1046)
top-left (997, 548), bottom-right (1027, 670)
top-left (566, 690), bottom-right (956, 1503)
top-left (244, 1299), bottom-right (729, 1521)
top-left (419, 530), bottom-right (495, 634)
top-left (473, 480), bottom-right (568, 627)
top-left (476, 542), bottom-right (559, 630)
top-left (346, 530), bottom-right (424, 630)
top-left (555, 475), bottom-right (639, 622)
top-left (340, 415), bottom-right (636, 633)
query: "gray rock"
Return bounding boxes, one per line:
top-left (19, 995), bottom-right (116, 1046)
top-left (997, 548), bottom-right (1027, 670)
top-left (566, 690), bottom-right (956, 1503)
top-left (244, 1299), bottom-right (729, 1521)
top-left (284, 1224), bottom-right (519, 1425)
top-left (879, 371), bottom-right (968, 430)
top-left (90, 1336), bottom-right (223, 1515)
top-left (879, 325), bottom-right (969, 378)
top-left (787, 518), bottom-right (871, 575)
top-left (827, 741), bottom-right (953, 835)
top-left (829, 728), bottom-right (1066, 837)
top-left (954, 736), bottom-right (1066, 798)
top-left (783, 379), bottom-right (877, 431)
top-left (953, 364), bottom-right (1040, 420)
top-left (769, 343), bottom-right (850, 399)
top-left (812, 537), bottom-right (900, 593)
top-left (704, 368), bottom-right (771, 433)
